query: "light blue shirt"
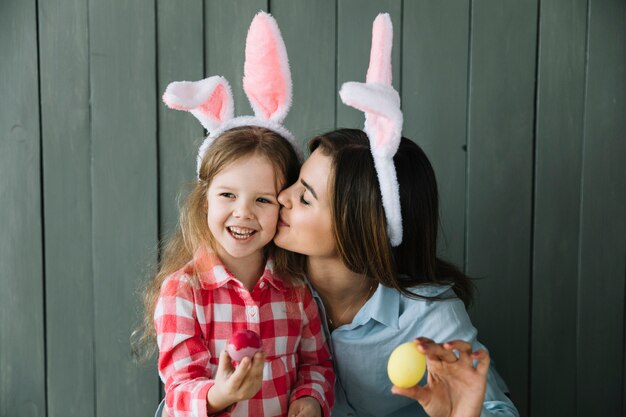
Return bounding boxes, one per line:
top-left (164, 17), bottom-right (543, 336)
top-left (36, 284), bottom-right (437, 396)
top-left (310, 282), bottom-right (519, 417)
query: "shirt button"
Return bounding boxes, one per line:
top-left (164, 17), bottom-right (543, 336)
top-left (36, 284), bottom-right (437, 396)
top-left (259, 282), bottom-right (265, 289)
top-left (247, 306), bottom-right (257, 316)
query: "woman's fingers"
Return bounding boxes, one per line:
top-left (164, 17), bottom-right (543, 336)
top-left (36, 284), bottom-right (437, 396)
top-left (472, 349), bottom-right (491, 376)
top-left (391, 384), bottom-right (430, 404)
top-left (216, 350), bottom-right (235, 376)
top-left (415, 337), bottom-right (458, 364)
top-left (443, 340), bottom-right (473, 366)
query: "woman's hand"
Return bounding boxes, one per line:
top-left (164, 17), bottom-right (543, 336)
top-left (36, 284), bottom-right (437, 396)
top-left (391, 338), bottom-right (490, 417)
top-left (206, 350), bottom-right (266, 413)
top-left (288, 396), bottom-right (322, 417)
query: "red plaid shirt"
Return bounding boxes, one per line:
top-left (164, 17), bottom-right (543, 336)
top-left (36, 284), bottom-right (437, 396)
top-left (154, 250), bottom-right (335, 417)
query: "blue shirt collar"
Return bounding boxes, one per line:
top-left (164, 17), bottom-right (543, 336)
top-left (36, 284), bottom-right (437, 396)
top-left (350, 283), bottom-right (400, 330)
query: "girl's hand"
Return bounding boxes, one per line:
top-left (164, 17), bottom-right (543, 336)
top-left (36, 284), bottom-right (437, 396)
top-left (288, 396), bottom-right (322, 417)
top-left (206, 350), bottom-right (266, 413)
top-left (391, 338), bottom-right (490, 417)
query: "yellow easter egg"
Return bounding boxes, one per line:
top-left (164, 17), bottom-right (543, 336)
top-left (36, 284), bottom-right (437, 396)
top-left (387, 342), bottom-right (426, 388)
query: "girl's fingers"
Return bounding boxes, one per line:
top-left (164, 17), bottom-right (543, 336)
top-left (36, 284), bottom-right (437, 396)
top-left (216, 350), bottom-right (234, 377)
top-left (473, 349), bottom-right (491, 375)
top-left (443, 340), bottom-right (473, 366)
top-left (228, 356), bottom-right (252, 389)
top-left (415, 337), bottom-right (457, 364)
top-left (248, 351), bottom-right (266, 379)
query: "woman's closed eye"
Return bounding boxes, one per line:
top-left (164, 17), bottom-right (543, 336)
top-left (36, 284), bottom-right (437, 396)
top-left (299, 189), bottom-right (310, 206)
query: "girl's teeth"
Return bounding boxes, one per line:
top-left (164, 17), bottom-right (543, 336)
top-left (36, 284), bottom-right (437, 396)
top-left (228, 226), bottom-right (255, 239)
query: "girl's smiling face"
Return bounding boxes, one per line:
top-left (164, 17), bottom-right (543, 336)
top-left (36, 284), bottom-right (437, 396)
top-left (275, 149), bottom-right (337, 258)
top-left (206, 155), bottom-right (281, 267)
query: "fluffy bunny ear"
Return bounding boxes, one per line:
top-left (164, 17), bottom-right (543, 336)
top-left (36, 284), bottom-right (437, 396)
top-left (339, 13), bottom-right (403, 246)
top-left (162, 76), bottom-right (234, 132)
top-left (366, 13), bottom-right (393, 85)
top-left (243, 12), bottom-right (292, 123)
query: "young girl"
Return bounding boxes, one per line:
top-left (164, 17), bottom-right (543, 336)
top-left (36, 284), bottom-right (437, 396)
top-left (143, 12), bottom-right (334, 417)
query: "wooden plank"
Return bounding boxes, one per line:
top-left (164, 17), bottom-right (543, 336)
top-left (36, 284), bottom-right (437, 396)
top-left (402, 0), bottom-right (469, 267)
top-left (38, 0), bottom-right (94, 416)
top-left (205, 0), bottom-right (268, 119)
top-left (530, 0), bottom-right (587, 414)
top-left (577, 0), bottom-right (626, 415)
top-left (89, 0), bottom-right (159, 414)
top-left (465, 1), bottom-right (538, 414)
top-left (336, 0), bottom-right (401, 128)
top-left (271, 0), bottom-right (336, 144)
top-left (0, 1), bottom-right (45, 416)
top-left (157, 0), bottom-right (204, 242)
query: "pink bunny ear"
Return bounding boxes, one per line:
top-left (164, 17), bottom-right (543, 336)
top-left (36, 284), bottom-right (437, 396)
top-left (243, 12), bottom-right (292, 123)
top-left (162, 76), bottom-right (234, 132)
top-left (366, 13), bottom-right (393, 85)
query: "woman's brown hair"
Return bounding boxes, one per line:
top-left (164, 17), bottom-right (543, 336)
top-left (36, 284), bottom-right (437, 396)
top-left (292, 128), bottom-right (474, 306)
top-left (134, 126), bottom-right (300, 358)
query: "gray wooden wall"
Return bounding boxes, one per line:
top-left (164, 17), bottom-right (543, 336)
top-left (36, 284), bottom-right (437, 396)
top-left (1, 0), bottom-right (624, 416)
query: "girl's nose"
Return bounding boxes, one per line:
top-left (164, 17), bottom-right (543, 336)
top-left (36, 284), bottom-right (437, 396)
top-left (277, 186), bottom-right (292, 208)
top-left (233, 201), bottom-right (254, 219)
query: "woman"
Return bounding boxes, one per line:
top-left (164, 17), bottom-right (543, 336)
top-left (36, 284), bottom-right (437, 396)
top-left (274, 129), bottom-right (519, 417)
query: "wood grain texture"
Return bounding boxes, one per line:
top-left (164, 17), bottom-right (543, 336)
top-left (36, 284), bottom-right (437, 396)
top-left (39, 0), bottom-right (95, 415)
top-left (402, 0), bottom-right (469, 268)
top-left (576, 0), bottom-right (626, 415)
top-left (157, 0), bottom-right (204, 241)
top-left (465, 1), bottom-right (538, 414)
top-left (0, 1), bottom-right (45, 416)
top-left (530, 0), bottom-right (587, 414)
top-left (89, 0), bottom-right (159, 414)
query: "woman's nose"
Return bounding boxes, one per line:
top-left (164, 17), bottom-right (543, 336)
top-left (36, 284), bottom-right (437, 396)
top-left (277, 186), bottom-right (292, 208)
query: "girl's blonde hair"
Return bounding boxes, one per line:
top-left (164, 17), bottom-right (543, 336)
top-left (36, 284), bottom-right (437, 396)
top-left (135, 126), bottom-right (300, 358)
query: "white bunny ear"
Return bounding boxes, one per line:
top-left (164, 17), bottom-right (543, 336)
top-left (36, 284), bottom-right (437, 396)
top-left (338, 13), bottom-right (403, 246)
top-left (162, 76), bottom-right (234, 132)
top-left (243, 12), bottom-right (292, 123)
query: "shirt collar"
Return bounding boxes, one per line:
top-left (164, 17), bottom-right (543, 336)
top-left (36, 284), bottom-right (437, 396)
top-left (192, 248), bottom-right (286, 292)
top-left (351, 283), bottom-right (400, 329)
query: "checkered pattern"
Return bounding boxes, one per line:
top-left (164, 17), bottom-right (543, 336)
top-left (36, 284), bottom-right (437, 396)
top-left (154, 250), bottom-right (335, 417)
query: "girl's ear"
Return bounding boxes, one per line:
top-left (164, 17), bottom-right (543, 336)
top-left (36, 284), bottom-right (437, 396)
top-left (162, 76), bottom-right (234, 132)
top-left (243, 12), bottom-right (292, 123)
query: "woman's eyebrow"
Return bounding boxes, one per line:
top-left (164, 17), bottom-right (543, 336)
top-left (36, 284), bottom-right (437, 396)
top-left (300, 179), bottom-right (318, 200)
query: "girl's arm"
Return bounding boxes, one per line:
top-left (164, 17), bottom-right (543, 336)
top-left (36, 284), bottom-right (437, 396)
top-left (289, 287), bottom-right (336, 417)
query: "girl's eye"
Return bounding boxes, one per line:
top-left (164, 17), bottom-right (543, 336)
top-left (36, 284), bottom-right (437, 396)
top-left (220, 192), bottom-right (235, 198)
top-left (299, 190), bottom-right (310, 206)
top-left (256, 197), bottom-right (273, 204)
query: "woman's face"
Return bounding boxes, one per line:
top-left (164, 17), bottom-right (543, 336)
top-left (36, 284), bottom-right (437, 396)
top-left (274, 149), bottom-right (337, 258)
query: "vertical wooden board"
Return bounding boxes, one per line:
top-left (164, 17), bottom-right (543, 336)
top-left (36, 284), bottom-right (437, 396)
top-left (89, 0), bottom-right (159, 415)
top-left (530, 0), bottom-right (587, 414)
top-left (336, 0), bottom-right (401, 129)
top-left (577, 0), bottom-right (626, 415)
top-left (38, 0), bottom-right (94, 416)
top-left (0, 1), bottom-right (45, 417)
top-left (465, 1), bottom-right (538, 414)
top-left (205, 0), bottom-right (267, 119)
top-left (157, 0), bottom-right (204, 242)
top-left (271, 0), bottom-right (336, 144)
top-left (402, 0), bottom-right (469, 267)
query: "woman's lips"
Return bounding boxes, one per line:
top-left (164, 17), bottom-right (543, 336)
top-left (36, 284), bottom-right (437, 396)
top-left (278, 217), bottom-right (289, 227)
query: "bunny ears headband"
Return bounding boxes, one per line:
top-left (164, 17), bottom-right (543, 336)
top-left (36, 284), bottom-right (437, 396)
top-left (339, 13), bottom-right (404, 246)
top-left (162, 12), bottom-right (301, 175)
